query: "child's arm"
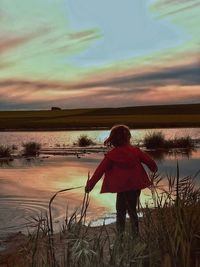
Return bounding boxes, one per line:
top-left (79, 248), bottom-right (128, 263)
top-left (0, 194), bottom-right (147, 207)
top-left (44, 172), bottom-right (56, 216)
top-left (85, 156), bottom-right (111, 193)
top-left (137, 148), bottom-right (158, 172)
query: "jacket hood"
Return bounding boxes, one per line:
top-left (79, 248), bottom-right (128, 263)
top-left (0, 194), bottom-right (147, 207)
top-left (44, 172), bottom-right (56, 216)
top-left (107, 146), bottom-right (138, 167)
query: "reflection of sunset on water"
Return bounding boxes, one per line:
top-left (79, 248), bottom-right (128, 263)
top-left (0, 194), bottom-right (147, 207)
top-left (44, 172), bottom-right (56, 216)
top-left (0, 146), bottom-right (200, 234)
top-left (0, 128), bottom-right (199, 148)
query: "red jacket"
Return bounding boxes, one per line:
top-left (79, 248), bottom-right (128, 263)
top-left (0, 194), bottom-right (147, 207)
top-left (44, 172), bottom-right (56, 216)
top-left (86, 145), bottom-right (157, 193)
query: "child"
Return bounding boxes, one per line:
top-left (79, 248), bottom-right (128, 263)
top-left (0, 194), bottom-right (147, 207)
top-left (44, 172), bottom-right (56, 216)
top-left (85, 125), bottom-right (157, 235)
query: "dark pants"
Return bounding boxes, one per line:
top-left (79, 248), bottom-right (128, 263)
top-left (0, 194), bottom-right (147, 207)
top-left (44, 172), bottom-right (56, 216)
top-left (116, 189), bottom-right (141, 234)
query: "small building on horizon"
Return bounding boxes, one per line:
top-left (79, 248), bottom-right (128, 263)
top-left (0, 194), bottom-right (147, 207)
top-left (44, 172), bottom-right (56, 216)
top-left (51, 106), bottom-right (62, 111)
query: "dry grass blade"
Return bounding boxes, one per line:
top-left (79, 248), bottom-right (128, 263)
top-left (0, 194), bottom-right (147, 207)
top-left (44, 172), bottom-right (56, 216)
top-left (48, 186), bottom-right (83, 235)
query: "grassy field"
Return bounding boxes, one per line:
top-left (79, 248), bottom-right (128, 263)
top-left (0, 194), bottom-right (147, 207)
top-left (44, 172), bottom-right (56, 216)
top-left (0, 103), bottom-right (199, 130)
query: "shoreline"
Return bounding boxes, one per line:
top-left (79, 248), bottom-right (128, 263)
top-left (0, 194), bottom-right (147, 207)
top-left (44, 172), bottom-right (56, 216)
top-left (0, 124), bottom-right (200, 132)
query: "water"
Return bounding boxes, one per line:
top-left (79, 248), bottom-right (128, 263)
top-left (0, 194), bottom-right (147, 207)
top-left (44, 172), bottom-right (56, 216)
top-left (0, 128), bottom-right (199, 236)
top-left (0, 128), bottom-right (199, 148)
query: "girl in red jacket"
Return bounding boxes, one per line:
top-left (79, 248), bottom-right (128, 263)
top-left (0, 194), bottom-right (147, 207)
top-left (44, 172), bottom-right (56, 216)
top-left (85, 125), bottom-right (157, 235)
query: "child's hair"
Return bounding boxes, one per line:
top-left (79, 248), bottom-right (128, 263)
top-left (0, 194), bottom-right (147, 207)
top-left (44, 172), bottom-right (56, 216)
top-left (104, 125), bottom-right (131, 147)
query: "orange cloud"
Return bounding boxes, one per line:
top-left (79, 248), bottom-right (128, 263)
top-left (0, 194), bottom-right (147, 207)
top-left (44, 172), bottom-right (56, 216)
top-left (0, 51), bottom-right (199, 109)
top-left (0, 27), bottom-right (50, 54)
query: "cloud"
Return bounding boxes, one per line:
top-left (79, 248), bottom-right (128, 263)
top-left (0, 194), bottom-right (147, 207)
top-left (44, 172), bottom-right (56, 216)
top-left (68, 29), bottom-right (101, 41)
top-left (0, 56), bottom-right (199, 110)
top-left (54, 28), bottom-right (101, 53)
top-left (0, 84), bottom-right (199, 110)
top-left (0, 63), bottom-right (200, 92)
top-left (0, 79), bottom-right (69, 92)
top-left (0, 28), bottom-right (50, 54)
top-left (152, 0), bottom-right (200, 17)
top-left (68, 61), bottom-right (200, 89)
top-left (0, 60), bottom-right (199, 93)
top-left (0, 60), bottom-right (14, 69)
top-left (0, 35), bottom-right (33, 54)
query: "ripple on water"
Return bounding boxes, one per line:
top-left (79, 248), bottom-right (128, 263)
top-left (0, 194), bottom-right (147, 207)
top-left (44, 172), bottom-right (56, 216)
top-left (0, 195), bottom-right (70, 235)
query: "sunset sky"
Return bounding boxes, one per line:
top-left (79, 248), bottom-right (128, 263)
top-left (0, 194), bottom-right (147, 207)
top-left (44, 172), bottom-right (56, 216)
top-left (0, 0), bottom-right (200, 110)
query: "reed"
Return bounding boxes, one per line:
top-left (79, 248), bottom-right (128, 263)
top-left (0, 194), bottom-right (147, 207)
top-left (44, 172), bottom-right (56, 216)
top-left (22, 141), bottom-right (41, 156)
top-left (75, 135), bottom-right (96, 147)
top-left (7, 167), bottom-right (200, 267)
top-left (143, 132), bottom-right (166, 149)
top-left (143, 132), bottom-right (195, 149)
top-left (0, 144), bottom-right (12, 158)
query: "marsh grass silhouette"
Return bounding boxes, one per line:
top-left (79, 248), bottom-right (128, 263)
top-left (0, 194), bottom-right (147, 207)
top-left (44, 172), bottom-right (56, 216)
top-left (4, 166), bottom-right (200, 267)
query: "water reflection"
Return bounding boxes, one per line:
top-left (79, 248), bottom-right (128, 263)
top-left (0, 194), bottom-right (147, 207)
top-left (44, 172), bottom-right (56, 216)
top-left (0, 155), bottom-right (107, 235)
top-left (0, 148), bottom-right (199, 235)
top-left (21, 157), bottom-right (43, 166)
top-left (0, 128), bottom-right (199, 148)
top-left (0, 157), bottom-right (48, 168)
top-left (0, 158), bottom-right (14, 167)
top-left (147, 147), bottom-right (195, 161)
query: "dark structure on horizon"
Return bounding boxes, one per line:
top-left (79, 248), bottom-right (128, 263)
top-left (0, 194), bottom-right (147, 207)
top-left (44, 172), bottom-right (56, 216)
top-left (51, 107), bottom-right (62, 111)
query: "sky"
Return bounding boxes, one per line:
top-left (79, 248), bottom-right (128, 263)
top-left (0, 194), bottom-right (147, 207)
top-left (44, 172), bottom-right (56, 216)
top-left (0, 0), bottom-right (200, 110)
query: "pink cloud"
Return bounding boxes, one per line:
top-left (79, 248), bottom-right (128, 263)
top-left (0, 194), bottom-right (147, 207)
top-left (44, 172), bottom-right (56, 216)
top-left (0, 28), bottom-right (51, 54)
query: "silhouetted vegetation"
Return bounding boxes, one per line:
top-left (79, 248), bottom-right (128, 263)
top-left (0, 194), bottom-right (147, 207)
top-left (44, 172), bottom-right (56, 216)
top-left (4, 168), bottom-right (200, 267)
top-left (22, 142), bottom-right (41, 156)
top-left (11, 144), bottom-right (18, 150)
top-left (170, 136), bottom-right (194, 148)
top-left (0, 145), bottom-right (12, 158)
top-left (75, 135), bottom-right (96, 147)
top-left (144, 132), bottom-right (194, 149)
top-left (143, 132), bottom-right (165, 149)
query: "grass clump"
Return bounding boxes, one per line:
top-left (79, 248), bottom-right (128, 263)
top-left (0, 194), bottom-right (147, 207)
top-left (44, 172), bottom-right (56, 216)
top-left (143, 132), bottom-right (166, 149)
top-left (0, 145), bottom-right (12, 158)
top-left (22, 141), bottom-right (41, 156)
top-left (11, 144), bottom-right (18, 150)
top-left (142, 169), bottom-right (200, 267)
top-left (75, 135), bottom-right (95, 147)
top-left (171, 136), bottom-right (194, 149)
top-left (144, 132), bottom-right (194, 149)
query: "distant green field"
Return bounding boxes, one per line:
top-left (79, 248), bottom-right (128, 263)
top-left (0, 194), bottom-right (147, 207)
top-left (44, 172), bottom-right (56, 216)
top-left (0, 103), bottom-right (199, 130)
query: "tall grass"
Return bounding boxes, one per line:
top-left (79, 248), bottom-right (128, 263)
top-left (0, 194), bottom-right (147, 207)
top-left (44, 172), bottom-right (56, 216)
top-left (22, 142), bottom-right (41, 156)
top-left (143, 132), bottom-right (165, 149)
top-left (171, 136), bottom-right (194, 149)
top-left (0, 145), bottom-right (12, 158)
top-left (142, 167), bottom-right (200, 267)
top-left (75, 135), bottom-right (96, 147)
top-left (144, 132), bottom-right (194, 150)
top-left (4, 167), bottom-right (200, 267)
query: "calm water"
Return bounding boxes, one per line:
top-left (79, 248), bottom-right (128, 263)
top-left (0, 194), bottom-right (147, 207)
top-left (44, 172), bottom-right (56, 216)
top-left (0, 128), bottom-right (200, 148)
top-left (0, 128), bottom-right (200, 236)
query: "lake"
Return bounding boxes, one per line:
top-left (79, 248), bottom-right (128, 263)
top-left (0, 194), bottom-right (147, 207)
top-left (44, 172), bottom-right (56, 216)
top-left (0, 128), bottom-right (200, 236)
top-left (0, 128), bottom-right (200, 148)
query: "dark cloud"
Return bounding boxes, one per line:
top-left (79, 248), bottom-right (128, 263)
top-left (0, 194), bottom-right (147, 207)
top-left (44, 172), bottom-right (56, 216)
top-left (0, 61), bottom-right (199, 93)
top-left (0, 79), bottom-right (69, 93)
top-left (0, 85), bottom-right (199, 111)
top-left (69, 62), bottom-right (200, 89)
top-left (0, 60), bottom-right (199, 110)
top-left (92, 87), bottom-right (151, 97)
